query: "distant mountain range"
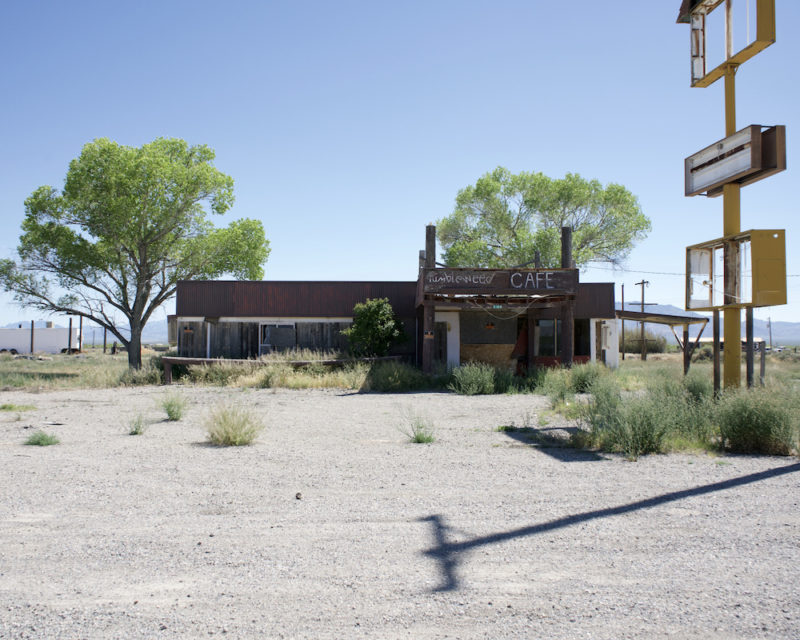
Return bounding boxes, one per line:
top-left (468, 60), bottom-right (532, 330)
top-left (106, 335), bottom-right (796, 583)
top-left (4, 319), bottom-right (170, 345)
top-left (7, 308), bottom-right (799, 347)
top-left (617, 304), bottom-right (800, 346)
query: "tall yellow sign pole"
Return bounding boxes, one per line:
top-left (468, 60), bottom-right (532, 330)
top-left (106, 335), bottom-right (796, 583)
top-left (680, 1), bottom-right (784, 390)
top-left (722, 62), bottom-right (741, 387)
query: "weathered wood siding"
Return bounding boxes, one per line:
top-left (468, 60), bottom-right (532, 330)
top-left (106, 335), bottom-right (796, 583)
top-left (211, 322), bottom-right (260, 359)
top-left (177, 321), bottom-right (206, 357)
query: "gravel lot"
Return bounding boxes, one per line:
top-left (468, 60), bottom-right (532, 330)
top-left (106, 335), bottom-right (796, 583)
top-left (1, 386), bottom-right (798, 639)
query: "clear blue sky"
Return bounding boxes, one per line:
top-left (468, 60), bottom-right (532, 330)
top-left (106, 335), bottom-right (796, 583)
top-left (1, 1), bottom-right (797, 328)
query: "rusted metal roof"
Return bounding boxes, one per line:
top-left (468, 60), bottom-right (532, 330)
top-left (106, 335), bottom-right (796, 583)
top-left (176, 281), bottom-right (418, 319)
top-left (616, 309), bottom-right (708, 327)
top-left (177, 279), bottom-right (615, 321)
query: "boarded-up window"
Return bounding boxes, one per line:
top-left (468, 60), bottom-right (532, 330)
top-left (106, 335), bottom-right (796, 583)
top-left (260, 324), bottom-right (296, 353)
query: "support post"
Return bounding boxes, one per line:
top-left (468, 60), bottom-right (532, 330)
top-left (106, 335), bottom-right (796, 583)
top-left (30, 320), bottom-right (34, 354)
top-left (67, 317), bottom-right (73, 355)
top-left (560, 227), bottom-right (574, 367)
top-left (103, 327), bottom-right (107, 354)
top-left (527, 310), bottom-right (535, 375)
top-left (422, 225), bottom-right (436, 374)
top-left (759, 342), bottom-right (766, 386)
top-left (713, 310), bottom-right (721, 397)
top-left (722, 61), bottom-right (741, 388)
top-left (560, 302), bottom-right (574, 367)
top-left (78, 316), bottom-right (83, 353)
top-left (746, 307), bottom-right (754, 388)
top-left (621, 284), bottom-right (625, 360)
top-left (635, 279), bottom-right (650, 361)
top-left (683, 325), bottom-right (690, 375)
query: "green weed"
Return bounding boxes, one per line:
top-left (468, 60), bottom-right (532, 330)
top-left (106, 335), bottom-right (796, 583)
top-left (1, 403), bottom-right (35, 411)
top-left (717, 387), bottom-right (798, 455)
top-left (160, 393), bottom-right (186, 421)
top-left (399, 409), bottom-right (435, 443)
top-left (128, 414), bottom-right (148, 435)
top-left (25, 431), bottom-right (59, 446)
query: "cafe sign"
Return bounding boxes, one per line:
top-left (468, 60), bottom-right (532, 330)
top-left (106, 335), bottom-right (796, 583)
top-left (423, 268), bottom-right (577, 295)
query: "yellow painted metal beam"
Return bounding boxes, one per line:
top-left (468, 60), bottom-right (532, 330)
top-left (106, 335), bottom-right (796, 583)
top-left (722, 63), bottom-right (741, 388)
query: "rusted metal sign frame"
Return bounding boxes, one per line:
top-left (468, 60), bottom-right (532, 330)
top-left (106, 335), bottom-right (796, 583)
top-left (685, 125), bottom-right (786, 197)
top-left (688, 0), bottom-right (775, 88)
top-left (685, 229), bottom-right (786, 311)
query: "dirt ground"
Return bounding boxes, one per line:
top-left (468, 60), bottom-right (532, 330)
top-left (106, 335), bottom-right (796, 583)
top-left (1, 386), bottom-right (798, 639)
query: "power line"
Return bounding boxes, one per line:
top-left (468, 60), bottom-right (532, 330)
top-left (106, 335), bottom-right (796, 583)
top-left (583, 264), bottom-right (800, 277)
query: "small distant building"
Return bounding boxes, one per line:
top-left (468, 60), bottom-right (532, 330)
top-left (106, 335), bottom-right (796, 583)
top-left (170, 226), bottom-right (619, 371)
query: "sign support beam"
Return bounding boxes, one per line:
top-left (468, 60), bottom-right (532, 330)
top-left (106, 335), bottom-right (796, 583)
top-left (722, 62), bottom-right (741, 388)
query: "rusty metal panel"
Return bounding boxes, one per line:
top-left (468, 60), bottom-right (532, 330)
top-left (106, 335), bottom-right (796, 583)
top-left (176, 281), bottom-right (418, 319)
top-left (574, 283), bottom-right (615, 319)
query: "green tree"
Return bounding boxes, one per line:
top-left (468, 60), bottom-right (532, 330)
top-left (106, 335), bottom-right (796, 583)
top-left (342, 298), bottom-right (406, 357)
top-left (0, 137), bottom-right (270, 369)
top-left (437, 167), bottom-right (651, 268)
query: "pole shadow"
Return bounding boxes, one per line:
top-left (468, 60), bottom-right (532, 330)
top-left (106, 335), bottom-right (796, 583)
top-left (419, 462), bottom-right (800, 592)
top-left (498, 426), bottom-right (606, 462)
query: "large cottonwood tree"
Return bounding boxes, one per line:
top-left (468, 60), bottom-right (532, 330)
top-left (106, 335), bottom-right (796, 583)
top-left (437, 167), bottom-right (651, 268)
top-left (0, 137), bottom-right (270, 368)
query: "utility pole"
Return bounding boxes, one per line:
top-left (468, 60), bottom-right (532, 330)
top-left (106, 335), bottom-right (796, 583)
top-left (635, 280), bottom-right (650, 360)
top-left (767, 316), bottom-right (773, 350)
top-left (621, 284), bottom-right (625, 360)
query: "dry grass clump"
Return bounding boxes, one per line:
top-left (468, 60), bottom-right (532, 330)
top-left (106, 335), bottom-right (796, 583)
top-left (128, 414), bottom-right (148, 435)
top-left (205, 404), bottom-right (264, 446)
top-left (25, 430), bottom-right (60, 446)
top-left (160, 392), bottom-right (187, 421)
top-left (398, 407), bottom-right (435, 443)
top-left (258, 348), bottom-right (344, 363)
top-left (237, 362), bottom-right (369, 390)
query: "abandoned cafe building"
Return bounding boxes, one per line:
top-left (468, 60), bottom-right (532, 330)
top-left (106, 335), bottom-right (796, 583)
top-left (171, 226), bottom-right (619, 372)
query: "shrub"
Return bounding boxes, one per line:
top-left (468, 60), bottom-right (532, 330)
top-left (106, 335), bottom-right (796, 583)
top-left (128, 414), bottom-right (147, 435)
top-left (492, 367), bottom-right (515, 394)
top-left (581, 375), bottom-right (622, 433)
top-left (569, 362), bottom-right (606, 393)
top-left (161, 393), bottom-right (186, 421)
top-left (448, 363), bottom-right (495, 395)
top-left (611, 395), bottom-right (670, 459)
top-left (692, 345), bottom-right (714, 362)
top-left (188, 362), bottom-right (256, 386)
top-left (206, 404), bottom-right (264, 446)
top-left (341, 297), bottom-right (406, 357)
top-left (150, 350), bottom-right (189, 380)
top-left (577, 374), bottom-right (716, 458)
top-left (364, 361), bottom-right (428, 392)
top-left (540, 367), bottom-right (573, 404)
top-left (718, 388), bottom-right (798, 455)
top-left (683, 369), bottom-right (713, 404)
top-left (119, 363), bottom-right (163, 386)
top-left (25, 431), bottom-right (59, 446)
top-left (621, 329), bottom-right (668, 354)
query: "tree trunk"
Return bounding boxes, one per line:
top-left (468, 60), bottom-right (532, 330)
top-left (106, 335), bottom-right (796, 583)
top-left (128, 324), bottom-right (143, 369)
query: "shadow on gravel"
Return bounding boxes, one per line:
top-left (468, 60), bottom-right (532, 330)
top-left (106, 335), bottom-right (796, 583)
top-left (420, 462), bottom-right (800, 592)
top-left (499, 426), bottom-right (606, 462)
